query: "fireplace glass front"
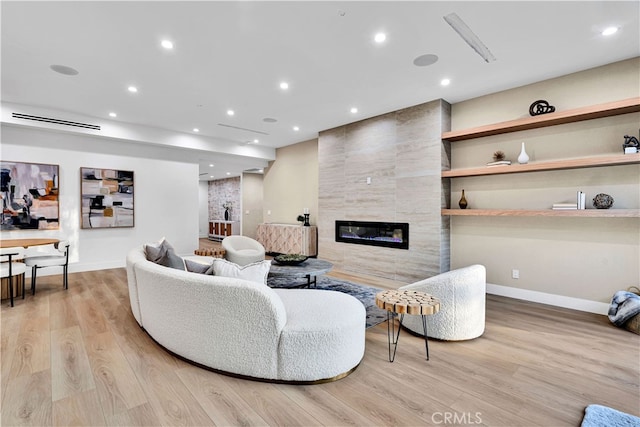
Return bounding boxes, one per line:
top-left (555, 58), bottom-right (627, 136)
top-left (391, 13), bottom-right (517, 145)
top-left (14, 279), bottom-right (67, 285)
top-left (335, 220), bottom-right (409, 250)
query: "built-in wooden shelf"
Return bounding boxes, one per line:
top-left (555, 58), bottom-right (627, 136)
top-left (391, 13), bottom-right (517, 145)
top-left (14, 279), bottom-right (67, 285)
top-left (442, 154), bottom-right (640, 178)
top-left (442, 209), bottom-right (640, 218)
top-left (442, 97), bottom-right (640, 142)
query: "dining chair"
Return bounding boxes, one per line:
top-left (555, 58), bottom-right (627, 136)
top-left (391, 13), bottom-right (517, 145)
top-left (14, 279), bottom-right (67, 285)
top-left (24, 240), bottom-right (70, 295)
top-left (0, 246), bottom-right (27, 307)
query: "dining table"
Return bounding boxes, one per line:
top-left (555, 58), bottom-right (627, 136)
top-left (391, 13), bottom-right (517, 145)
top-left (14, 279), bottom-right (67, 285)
top-left (0, 238), bottom-right (60, 249)
top-left (1, 238), bottom-right (60, 301)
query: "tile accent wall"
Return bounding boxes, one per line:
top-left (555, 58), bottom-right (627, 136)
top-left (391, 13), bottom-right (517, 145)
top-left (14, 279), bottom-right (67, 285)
top-left (208, 177), bottom-right (241, 222)
top-left (318, 99), bottom-right (451, 284)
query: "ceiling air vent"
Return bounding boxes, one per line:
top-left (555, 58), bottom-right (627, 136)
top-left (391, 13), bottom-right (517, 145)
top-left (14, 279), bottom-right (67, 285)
top-left (217, 123), bottom-right (268, 135)
top-left (12, 113), bottom-right (101, 130)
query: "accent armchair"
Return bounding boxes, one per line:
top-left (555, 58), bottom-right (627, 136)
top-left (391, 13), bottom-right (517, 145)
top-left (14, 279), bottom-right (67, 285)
top-left (221, 235), bottom-right (266, 267)
top-left (400, 264), bottom-right (486, 341)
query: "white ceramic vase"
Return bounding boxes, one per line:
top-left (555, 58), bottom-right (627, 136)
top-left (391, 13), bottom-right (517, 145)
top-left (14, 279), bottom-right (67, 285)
top-left (518, 142), bottom-right (529, 164)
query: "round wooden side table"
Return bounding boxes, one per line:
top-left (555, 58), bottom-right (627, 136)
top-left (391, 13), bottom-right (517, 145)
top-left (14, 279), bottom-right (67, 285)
top-left (375, 289), bottom-right (440, 362)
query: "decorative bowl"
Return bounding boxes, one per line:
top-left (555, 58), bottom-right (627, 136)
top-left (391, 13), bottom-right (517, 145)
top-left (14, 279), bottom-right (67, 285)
top-left (273, 254), bottom-right (308, 265)
top-left (592, 193), bottom-right (614, 209)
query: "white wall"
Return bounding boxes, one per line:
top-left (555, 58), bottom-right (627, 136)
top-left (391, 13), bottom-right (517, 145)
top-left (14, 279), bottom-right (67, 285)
top-left (1, 125), bottom-right (200, 274)
top-left (198, 181), bottom-right (209, 238)
top-left (263, 139), bottom-right (319, 225)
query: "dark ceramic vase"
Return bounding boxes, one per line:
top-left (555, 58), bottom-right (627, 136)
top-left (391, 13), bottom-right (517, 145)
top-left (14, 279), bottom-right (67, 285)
top-left (224, 208), bottom-right (229, 220)
top-left (459, 190), bottom-right (468, 209)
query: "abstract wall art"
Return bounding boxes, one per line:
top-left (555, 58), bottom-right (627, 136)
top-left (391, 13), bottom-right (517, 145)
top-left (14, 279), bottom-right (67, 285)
top-left (81, 167), bottom-right (134, 229)
top-left (0, 160), bottom-right (60, 231)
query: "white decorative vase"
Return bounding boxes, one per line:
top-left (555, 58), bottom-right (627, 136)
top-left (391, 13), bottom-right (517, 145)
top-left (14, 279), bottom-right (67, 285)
top-left (518, 142), bottom-right (529, 164)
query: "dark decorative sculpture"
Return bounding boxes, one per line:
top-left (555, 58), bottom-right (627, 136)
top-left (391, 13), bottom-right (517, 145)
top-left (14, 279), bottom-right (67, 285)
top-left (592, 193), bottom-right (614, 209)
top-left (529, 100), bottom-right (556, 116)
top-left (623, 134), bottom-right (639, 153)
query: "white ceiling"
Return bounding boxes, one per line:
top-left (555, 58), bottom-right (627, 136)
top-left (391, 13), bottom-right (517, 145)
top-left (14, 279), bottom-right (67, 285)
top-left (2, 1), bottom-right (639, 180)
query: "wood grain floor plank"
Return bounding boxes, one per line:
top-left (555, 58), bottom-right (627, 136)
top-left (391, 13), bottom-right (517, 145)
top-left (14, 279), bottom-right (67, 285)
top-left (218, 375), bottom-right (323, 426)
top-left (85, 331), bottom-right (148, 417)
top-left (72, 286), bottom-right (108, 337)
top-left (52, 389), bottom-right (106, 426)
top-left (134, 366), bottom-right (214, 426)
top-left (9, 303), bottom-right (51, 379)
top-left (49, 287), bottom-right (80, 331)
top-left (105, 402), bottom-right (162, 427)
top-left (176, 365), bottom-right (270, 426)
top-left (50, 326), bottom-right (96, 401)
top-left (1, 327), bottom-right (19, 406)
top-left (2, 370), bottom-right (52, 426)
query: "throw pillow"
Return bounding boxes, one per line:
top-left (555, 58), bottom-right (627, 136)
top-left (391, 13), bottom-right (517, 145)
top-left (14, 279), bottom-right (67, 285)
top-left (144, 238), bottom-right (185, 271)
top-left (185, 258), bottom-right (214, 275)
top-left (212, 259), bottom-right (271, 285)
top-left (144, 237), bottom-right (167, 262)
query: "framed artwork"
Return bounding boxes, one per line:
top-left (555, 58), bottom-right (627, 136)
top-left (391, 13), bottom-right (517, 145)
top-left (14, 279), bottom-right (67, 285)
top-left (81, 167), bottom-right (134, 229)
top-left (0, 160), bottom-right (60, 230)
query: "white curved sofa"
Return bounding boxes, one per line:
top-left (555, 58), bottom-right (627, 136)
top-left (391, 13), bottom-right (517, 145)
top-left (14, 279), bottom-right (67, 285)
top-left (126, 246), bottom-right (365, 383)
top-left (400, 265), bottom-right (486, 341)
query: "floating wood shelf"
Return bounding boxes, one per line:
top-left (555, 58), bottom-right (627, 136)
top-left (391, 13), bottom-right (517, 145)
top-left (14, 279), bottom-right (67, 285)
top-left (442, 97), bottom-right (640, 142)
top-left (442, 154), bottom-right (640, 178)
top-left (442, 209), bottom-right (640, 218)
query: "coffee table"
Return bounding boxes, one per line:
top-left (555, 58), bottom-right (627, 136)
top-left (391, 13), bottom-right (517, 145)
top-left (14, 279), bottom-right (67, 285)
top-left (268, 258), bottom-right (333, 288)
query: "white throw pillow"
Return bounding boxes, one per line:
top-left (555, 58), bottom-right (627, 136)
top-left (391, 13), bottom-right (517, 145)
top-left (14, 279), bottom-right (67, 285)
top-left (213, 259), bottom-right (271, 285)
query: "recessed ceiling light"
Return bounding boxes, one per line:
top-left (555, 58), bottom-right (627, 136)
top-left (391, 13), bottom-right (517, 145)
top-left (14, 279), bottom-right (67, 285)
top-left (279, 82), bottom-right (289, 90)
top-left (374, 32), bottom-right (386, 43)
top-left (441, 78), bottom-right (451, 86)
top-left (226, 172), bottom-right (231, 176)
top-left (161, 39), bottom-right (174, 49)
top-left (413, 54), bottom-right (439, 67)
top-left (193, 128), bottom-right (199, 132)
top-left (108, 112), bottom-right (117, 118)
top-left (128, 86), bottom-right (138, 93)
top-left (293, 126), bottom-right (300, 131)
top-left (350, 107), bottom-right (358, 114)
top-left (253, 139), bottom-right (259, 143)
top-left (50, 64), bottom-right (79, 76)
top-left (210, 175), bottom-right (214, 179)
top-left (209, 164), bottom-right (214, 167)
top-left (227, 109), bottom-right (235, 116)
top-left (602, 26), bottom-right (618, 36)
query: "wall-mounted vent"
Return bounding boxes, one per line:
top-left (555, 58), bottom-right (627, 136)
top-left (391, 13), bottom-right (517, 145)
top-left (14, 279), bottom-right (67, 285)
top-left (12, 113), bottom-right (101, 130)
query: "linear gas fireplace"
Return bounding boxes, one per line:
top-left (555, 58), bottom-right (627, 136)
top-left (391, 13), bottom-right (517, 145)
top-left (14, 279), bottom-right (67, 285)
top-left (335, 220), bottom-right (409, 250)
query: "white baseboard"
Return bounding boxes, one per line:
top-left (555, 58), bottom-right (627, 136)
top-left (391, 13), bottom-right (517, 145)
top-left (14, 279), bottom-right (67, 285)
top-left (487, 283), bottom-right (609, 315)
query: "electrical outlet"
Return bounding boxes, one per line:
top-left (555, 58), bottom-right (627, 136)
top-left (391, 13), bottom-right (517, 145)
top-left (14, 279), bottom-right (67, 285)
top-left (512, 269), bottom-right (520, 279)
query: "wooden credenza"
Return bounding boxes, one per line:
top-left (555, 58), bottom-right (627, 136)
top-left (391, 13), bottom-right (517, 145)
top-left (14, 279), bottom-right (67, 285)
top-left (208, 221), bottom-right (239, 241)
top-left (256, 223), bottom-right (317, 256)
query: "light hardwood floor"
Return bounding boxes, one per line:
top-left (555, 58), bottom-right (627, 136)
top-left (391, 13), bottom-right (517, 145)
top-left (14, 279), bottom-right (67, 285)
top-left (1, 246), bottom-right (638, 426)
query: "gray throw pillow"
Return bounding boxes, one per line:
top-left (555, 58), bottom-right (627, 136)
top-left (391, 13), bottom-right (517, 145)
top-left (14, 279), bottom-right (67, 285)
top-left (185, 258), bottom-right (214, 275)
top-left (144, 238), bottom-right (185, 271)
